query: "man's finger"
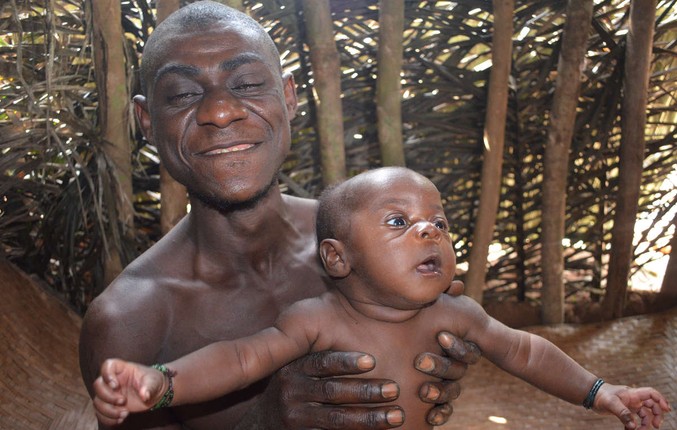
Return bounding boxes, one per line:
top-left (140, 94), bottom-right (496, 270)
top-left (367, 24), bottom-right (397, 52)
top-left (285, 374), bottom-right (400, 404)
top-left (426, 402), bottom-right (453, 426)
top-left (290, 351), bottom-right (375, 378)
top-left (445, 279), bottom-right (465, 297)
top-left (419, 380), bottom-right (461, 404)
top-left (287, 405), bottom-right (405, 430)
top-left (438, 331), bottom-right (481, 364)
top-left (414, 352), bottom-right (468, 380)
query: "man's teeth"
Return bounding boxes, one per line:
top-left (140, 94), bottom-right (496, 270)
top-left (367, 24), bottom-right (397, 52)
top-left (208, 144), bottom-right (253, 155)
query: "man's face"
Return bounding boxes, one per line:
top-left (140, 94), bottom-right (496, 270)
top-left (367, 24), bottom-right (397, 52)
top-left (135, 24), bottom-right (297, 207)
top-left (343, 172), bottom-right (456, 309)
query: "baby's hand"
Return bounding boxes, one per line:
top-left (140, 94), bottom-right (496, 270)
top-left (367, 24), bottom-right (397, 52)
top-left (593, 383), bottom-right (671, 429)
top-left (92, 358), bottom-right (168, 426)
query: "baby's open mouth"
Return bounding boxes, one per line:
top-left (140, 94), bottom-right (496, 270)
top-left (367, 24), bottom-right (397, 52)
top-left (417, 256), bottom-right (440, 274)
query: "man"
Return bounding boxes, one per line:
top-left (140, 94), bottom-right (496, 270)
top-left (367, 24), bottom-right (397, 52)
top-left (79, 2), bottom-right (479, 429)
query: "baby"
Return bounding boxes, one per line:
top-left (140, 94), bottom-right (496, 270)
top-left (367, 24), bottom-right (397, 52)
top-left (93, 167), bottom-right (670, 429)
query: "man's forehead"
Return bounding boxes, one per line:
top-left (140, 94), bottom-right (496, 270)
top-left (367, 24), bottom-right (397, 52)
top-left (155, 24), bottom-right (271, 60)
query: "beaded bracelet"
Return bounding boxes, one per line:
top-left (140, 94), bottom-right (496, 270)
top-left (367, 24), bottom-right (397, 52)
top-left (150, 364), bottom-right (176, 410)
top-left (583, 378), bottom-right (604, 409)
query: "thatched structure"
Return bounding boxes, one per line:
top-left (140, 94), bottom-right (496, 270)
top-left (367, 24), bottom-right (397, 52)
top-left (1, 0), bottom-right (675, 320)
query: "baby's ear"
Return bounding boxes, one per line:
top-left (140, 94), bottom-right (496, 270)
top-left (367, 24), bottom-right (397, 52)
top-left (319, 239), bottom-right (350, 278)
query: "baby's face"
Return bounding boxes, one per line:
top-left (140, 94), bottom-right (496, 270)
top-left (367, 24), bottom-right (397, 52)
top-left (344, 170), bottom-right (456, 310)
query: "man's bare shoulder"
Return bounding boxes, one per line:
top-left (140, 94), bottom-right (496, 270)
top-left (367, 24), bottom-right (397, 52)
top-left (282, 194), bottom-right (319, 227)
top-left (88, 225), bottom-right (193, 318)
top-left (80, 224), bottom-right (194, 368)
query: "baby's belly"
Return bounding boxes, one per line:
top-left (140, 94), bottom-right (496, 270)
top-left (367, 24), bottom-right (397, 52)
top-left (333, 330), bottom-right (443, 430)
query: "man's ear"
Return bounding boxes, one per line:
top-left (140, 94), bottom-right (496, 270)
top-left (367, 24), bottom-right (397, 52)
top-left (133, 95), bottom-right (153, 142)
top-left (319, 238), bottom-right (350, 278)
top-left (282, 72), bottom-right (298, 120)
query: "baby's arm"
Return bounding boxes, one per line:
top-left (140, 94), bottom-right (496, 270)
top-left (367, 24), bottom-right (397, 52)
top-left (593, 383), bottom-right (670, 430)
top-left (453, 296), bottom-right (670, 429)
top-left (92, 300), bottom-right (319, 426)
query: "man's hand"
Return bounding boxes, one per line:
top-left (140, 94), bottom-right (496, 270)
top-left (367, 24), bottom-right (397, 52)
top-left (238, 351), bottom-right (404, 429)
top-left (414, 279), bottom-right (482, 426)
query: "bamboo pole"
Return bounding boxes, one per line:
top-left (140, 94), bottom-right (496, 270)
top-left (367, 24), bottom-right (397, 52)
top-left (602, 0), bottom-right (657, 319)
top-left (541, 0), bottom-right (593, 324)
top-left (90, 0), bottom-right (134, 285)
top-left (464, 0), bottom-right (514, 304)
top-left (301, 0), bottom-right (346, 185)
top-left (376, 0), bottom-right (406, 167)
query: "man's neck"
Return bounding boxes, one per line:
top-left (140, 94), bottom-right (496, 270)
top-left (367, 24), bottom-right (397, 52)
top-left (186, 188), bottom-right (298, 276)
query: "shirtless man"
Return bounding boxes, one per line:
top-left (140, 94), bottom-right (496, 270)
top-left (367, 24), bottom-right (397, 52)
top-left (79, 2), bottom-right (478, 429)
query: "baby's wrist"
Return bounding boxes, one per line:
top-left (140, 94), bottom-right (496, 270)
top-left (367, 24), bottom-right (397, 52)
top-left (582, 378), bottom-right (604, 410)
top-left (150, 364), bottom-right (176, 410)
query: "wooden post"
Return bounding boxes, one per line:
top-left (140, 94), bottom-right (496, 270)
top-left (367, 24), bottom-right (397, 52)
top-left (376, 0), bottom-right (406, 167)
top-left (602, 0), bottom-right (657, 319)
top-left (90, 0), bottom-right (134, 285)
top-left (541, 0), bottom-right (593, 324)
top-left (464, 0), bottom-right (514, 304)
top-left (301, 0), bottom-right (346, 185)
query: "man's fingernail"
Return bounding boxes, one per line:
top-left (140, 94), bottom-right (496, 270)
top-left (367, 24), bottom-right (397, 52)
top-left (438, 332), bottom-right (453, 348)
top-left (430, 412), bottom-right (444, 425)
top-left (357, 354), bottom-right (375, 370)
top-left (381, 382), bottom-right (399, 399)
top-left (416, 355), bottom-right (434, 372)
top-left (386, 409), bottom-right (404, 426)
top-left (426, 385), bottom-right (440, 401)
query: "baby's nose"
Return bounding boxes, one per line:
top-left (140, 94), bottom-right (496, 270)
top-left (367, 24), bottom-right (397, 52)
top-left (415, 221), bottom-right (441, 240)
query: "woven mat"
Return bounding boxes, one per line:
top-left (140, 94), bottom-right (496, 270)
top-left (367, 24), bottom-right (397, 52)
top-left (440, 307), bottom-right (677, 430)
top-left (0, 259), bottom-right (97, 430)
top-left (1, 257), bottom-right (674, 429)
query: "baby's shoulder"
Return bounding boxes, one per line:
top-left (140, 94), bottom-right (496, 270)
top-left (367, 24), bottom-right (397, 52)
top-left (430, 293), bottom-right (491, 331)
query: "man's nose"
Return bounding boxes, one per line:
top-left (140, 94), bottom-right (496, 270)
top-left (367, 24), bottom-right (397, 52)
top-left (196, 90), bottom-right (248, 127)
top-left (415, 221), bottom-right (441, 240)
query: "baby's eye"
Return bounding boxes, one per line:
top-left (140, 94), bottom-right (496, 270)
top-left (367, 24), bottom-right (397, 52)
top-left (386, 217), bottom-right (407, 227)
top-left (434, 219), bottom-right (449, 230)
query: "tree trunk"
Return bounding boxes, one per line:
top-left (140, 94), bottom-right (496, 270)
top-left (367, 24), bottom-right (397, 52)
top-left (155, 0), bottom-right (188, 235)
top-left (602, 0), bottom-right (657, 319)
top-left (90, 0), bottom-right (134, 286)
top-left (301, 0), bottom-right (346, 186)
top-left (657, 218), bottom-right (677, 307)
top-left (541, 0), bottom-right (593, 324)
top-left (376, 0), bottom-right (405, 167)
top-left (464, 0), bottom-right (514, 304)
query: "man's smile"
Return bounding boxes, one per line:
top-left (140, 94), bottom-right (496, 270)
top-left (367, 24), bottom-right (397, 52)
top-left (194, 142), bottom-right (259, 156)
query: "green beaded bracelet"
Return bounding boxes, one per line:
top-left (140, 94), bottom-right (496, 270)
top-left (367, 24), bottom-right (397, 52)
top-left (150, 364), bottom-right (176, 410)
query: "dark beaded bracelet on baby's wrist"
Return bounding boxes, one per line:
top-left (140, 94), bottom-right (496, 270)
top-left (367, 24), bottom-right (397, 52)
top-left (583, 378), bottom-right (604, 409)
top-left (150, 364), bottom-right (177, 410)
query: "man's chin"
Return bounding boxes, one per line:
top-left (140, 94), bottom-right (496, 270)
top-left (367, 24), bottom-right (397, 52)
top-left (188, 178), bottom-right (278, 213)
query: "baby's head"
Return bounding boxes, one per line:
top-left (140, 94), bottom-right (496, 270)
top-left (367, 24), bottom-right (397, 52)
top-left (316, 167), bottom-right (456, 310)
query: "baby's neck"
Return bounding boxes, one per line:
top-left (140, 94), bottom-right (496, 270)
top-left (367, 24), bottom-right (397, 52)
top-left (333, 290), bottom-right (428, 323)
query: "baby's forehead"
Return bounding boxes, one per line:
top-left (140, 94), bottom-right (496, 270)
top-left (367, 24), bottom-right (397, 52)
top-left (346, 172), bottom-right (438, 206)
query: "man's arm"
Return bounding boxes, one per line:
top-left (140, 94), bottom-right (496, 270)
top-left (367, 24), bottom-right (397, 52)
top-left (80, 291), bottom-right (180, 430)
